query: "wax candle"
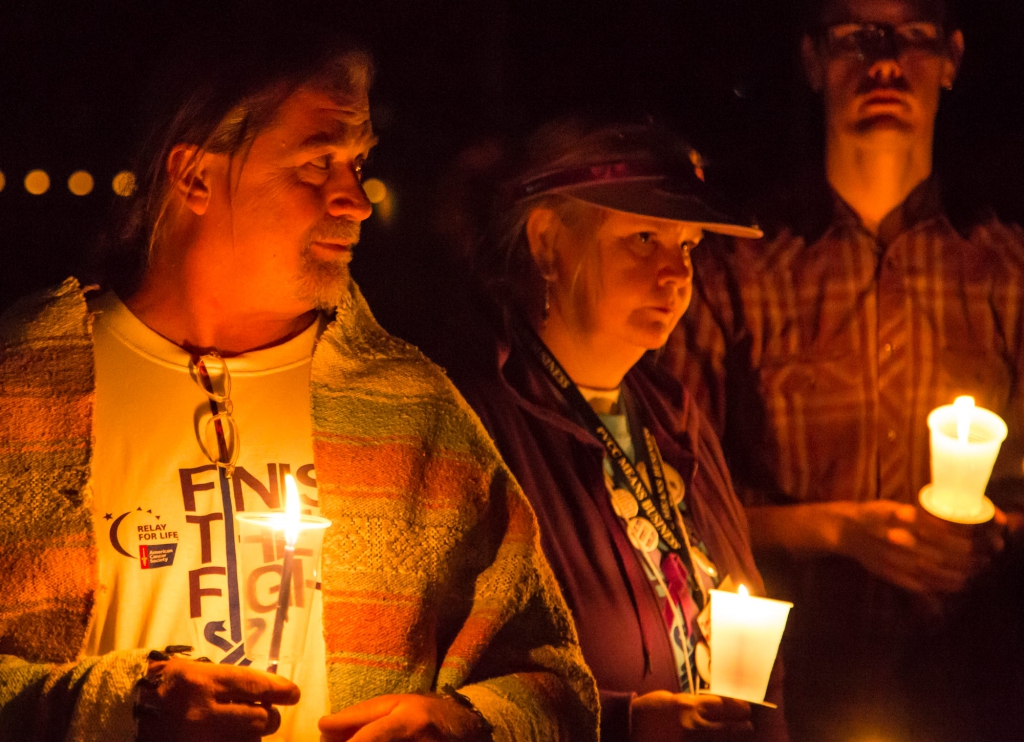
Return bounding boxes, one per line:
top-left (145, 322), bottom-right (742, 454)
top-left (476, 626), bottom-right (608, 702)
top-left (266, 475), bottom-right (304, 673)
top-left (235, 474), bottom-right (330, 679)
top-left (708, 585), bottom-right (791, 705)
top-left (924, 396), bottom-right (1005, 523)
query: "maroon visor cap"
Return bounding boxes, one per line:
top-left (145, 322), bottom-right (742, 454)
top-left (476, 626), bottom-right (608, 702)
top-left (514, 155), bottom-right (763, 240)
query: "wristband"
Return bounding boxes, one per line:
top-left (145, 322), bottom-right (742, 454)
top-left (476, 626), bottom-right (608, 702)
top-left (134, 646), bottom-right (208, 740)
top-left (439, 684), bottom-right (495, 742)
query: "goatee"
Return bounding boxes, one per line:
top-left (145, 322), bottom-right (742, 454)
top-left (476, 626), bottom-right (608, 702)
top-left (296, 218), bottom-right (361, 310)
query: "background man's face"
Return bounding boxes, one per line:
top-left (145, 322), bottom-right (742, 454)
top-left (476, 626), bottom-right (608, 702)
top-left (807, 0), bottom-right (961, 147)
top-left (217, 86), bottom-right (375, 312)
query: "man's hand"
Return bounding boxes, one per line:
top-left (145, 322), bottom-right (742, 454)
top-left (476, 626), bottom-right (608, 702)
top-left (837, 500), bottom-right (1004, 595)
top-left (630, 691), bottom-right (753, 742)
top-left (319, 693), bottom-right (491, 742)
top-left (137, 657), bottom-right (300, 742)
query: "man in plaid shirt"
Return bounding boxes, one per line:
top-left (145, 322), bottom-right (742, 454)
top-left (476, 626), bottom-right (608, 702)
top-left (665, 0), bottom-right (1024, 740)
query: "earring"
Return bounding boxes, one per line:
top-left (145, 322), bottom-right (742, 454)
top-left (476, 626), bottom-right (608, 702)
top-left (543, 279), bottom-right (551, 321)
top-left (943, 80), bottom-right (953, 90)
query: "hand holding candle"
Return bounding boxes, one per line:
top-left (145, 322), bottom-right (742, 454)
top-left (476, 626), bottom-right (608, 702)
top-left (836, 500), bottom-right (1000, 595)
top-left (625, 691), bottom-right (753, 742)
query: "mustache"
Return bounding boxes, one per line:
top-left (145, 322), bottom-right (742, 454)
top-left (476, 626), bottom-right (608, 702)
top-left (306, 218), bottom-right (362, 245)
top-left (856, 77), bottom-right (911, 95)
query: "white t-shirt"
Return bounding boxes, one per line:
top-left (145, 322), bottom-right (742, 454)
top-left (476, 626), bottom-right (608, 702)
top-left (85, 292), bottom-right (329, 741)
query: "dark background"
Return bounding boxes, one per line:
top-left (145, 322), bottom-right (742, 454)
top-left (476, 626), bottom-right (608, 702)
top-left (3, 0), bottom-right (1024, 340)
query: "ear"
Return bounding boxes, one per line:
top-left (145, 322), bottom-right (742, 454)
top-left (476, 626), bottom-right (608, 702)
top-left (525, 206), bottom-right (560, 280)
top-left (801, 34), bottom-right (825, 94)
top-left (942, 29), bottom-right (964, 89)
top-left (166, 144), bottom-right (216, 216)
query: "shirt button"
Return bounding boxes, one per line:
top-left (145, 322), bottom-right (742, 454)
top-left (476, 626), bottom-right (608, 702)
top-left (883, 343), bottom-right (893, 354)
top-left (887, 429), bottom-right (897, 442)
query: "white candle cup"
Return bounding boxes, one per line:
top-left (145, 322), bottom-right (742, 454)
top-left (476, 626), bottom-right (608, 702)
top-left (926, 402), bottom-right (1006, 523)
top-left (708, 588), bottom-right (792, 705)
top-left (235, 512), bottom-right (330, 679)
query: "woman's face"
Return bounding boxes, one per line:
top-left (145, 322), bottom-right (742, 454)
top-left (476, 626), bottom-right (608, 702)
top-left (545, 201), bottom-right (704, 352)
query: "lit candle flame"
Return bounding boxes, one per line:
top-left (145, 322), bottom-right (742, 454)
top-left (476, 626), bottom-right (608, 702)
top-left (954, 395), bottom-right (975, 444)
top-left (738, 583), bottom-right (749, 597)
top-left (284, 474), bottom-right (301, 546)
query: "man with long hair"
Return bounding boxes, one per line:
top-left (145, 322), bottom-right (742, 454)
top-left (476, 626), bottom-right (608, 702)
top-left (0, 28), bottom-right (597, 742)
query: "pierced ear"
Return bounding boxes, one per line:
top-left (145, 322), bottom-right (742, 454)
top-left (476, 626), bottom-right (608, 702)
top-left (525, 206), bottom-right (559, 280)
top-left (801, 34), bottom-right (825, 94)
top-left (166, 144), bottom-right (213, 216)
top-left (942, 29), bottom-right (965, 90)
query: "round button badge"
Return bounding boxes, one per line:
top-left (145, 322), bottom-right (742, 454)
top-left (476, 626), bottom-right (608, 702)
top-left (627, 517), bottom-right (660, 552)
top-left (610, 488), bottom-right (640, 519)
top-left (664, 465), bottom-right (686, 505)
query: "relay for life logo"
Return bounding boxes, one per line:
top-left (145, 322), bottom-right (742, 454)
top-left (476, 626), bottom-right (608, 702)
top-left (104, 507), bottom-right (180, 569)
top-left (102, 462), bottom-right (317, 666)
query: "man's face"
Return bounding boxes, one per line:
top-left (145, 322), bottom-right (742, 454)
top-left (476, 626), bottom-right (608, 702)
top-left (804, 0), bottom-right (962, 146)
top-left (212, 86), bottom-right (375, 313)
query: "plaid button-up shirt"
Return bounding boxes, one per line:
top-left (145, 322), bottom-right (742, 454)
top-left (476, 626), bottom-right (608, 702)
top-left (663, 176), bottom-right (1024, 740)
top-left (664, 177), bottom-right (1024, 510)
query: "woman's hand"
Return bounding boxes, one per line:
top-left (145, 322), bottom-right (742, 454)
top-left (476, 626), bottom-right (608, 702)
top-left (630, 690), bottom-right (753, 742)
top-left (319, 693), bottom-right (491, 742)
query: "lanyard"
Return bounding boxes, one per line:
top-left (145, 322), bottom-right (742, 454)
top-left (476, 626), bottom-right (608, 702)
top-left (514, 322), bottom-right (699, 568)
top-left (192, 354), bottom-right (244, 646)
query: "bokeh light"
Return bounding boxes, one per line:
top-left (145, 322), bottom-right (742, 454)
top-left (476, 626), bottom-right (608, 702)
top-left (0, 170), bottom-right (5, 193)
top-left (112, 171), bottom-right (137, 197)
top-left (68, 170), bottom-right (95, 196)
top-left (24, 169), bottom-right (51, 195)
top-left (375, 191), bottom-right (395, 223)
top-left (362, 178), bottom-right (387, 204)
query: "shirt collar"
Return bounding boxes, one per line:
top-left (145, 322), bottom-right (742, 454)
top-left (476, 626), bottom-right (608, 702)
top-left (766, 169), bottom-right (946, 247)
top-left (828, 175), bottom-right (944, 248)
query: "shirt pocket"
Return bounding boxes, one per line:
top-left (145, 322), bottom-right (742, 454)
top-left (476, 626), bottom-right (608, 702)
top-left (752, 352), bottom-right (871, 502)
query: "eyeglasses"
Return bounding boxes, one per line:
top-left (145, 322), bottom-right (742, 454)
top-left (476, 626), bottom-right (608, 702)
top-left (819, 21), bottom-right (947, 60)
top-left (189, 352), bottom-right (240, 476)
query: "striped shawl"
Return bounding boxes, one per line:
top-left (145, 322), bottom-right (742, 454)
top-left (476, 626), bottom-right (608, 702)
top-left (0, 278), bottom-right (598, 742)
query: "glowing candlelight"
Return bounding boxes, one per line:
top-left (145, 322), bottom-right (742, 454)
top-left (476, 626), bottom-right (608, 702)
top-left (235, 480), bottom-right (330, 679)
top-left (923, 397), bottom-right (1006, 523)
top-left (707, 584), bottom-right (791, 705)
top-left (283, 473), bottom-right (302, 547)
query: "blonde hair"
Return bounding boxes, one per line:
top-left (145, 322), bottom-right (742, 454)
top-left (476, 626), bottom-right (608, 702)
top-left (472, 116), bottom-right (688, 324)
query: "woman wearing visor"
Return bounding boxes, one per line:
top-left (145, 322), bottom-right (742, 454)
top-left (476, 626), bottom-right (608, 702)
top-left (442, 119), bottom-right (787, 742)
